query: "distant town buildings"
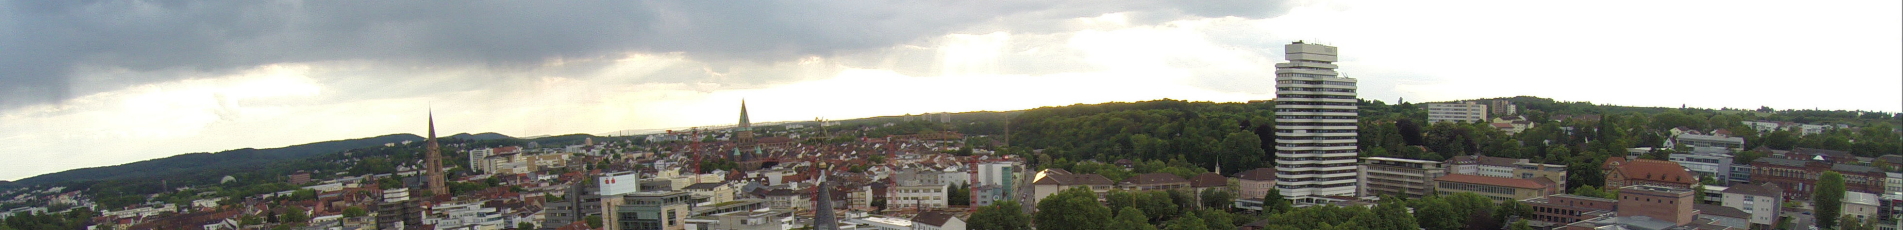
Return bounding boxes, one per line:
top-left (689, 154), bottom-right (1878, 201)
top-left (1272, 41), bottom-right (1360, 203)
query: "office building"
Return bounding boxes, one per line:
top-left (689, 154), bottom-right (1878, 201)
top-left (606, 191), bottom-right (695, 230)
top-left (1272, 41), bottom-right (1359, 202)
top-left (1669, 152), bottom-right (1735, 182)
top-left (1359, 157), bottom-right (1446, 199)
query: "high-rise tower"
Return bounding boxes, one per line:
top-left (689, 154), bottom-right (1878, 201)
top-left (426, 111), bottom-right (448, 195)
top-left (1272, 41), bottom-right (1358, 203)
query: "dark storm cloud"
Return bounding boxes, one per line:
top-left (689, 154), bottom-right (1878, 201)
top-left (0, 0), bottom-right (1293, 109)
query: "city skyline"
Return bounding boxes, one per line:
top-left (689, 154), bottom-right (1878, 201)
top-left (2, 0), bottom-right (1899, 181)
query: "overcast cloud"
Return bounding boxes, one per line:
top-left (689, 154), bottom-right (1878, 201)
top-left (0, 0), bottom-right (1291, 109)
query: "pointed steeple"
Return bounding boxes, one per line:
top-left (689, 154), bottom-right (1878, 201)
top-left (738, 99), bottom-right (751, 129)
top-left (425, 109), bottom-right (447, 195)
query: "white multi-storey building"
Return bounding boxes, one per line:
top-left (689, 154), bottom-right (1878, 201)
top-left (1426, 102), bottom-right (1488, 124)
top-left (1272, 41), bottom-right (1359, 203)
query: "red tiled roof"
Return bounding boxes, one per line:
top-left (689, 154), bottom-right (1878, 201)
top-left (1032, 174), bottom-right (1113, 186)
top-left (1435, 174), bottom-right (1547, 189)
top-left (1189, 173), bottom-right (1226, 188)
top-left (1234, 168), bottom-right (1276, 181)
top-left (1608, 158), bottom-right (1696, 185)
top-left (1121, 173), bottom-right (1188, 185)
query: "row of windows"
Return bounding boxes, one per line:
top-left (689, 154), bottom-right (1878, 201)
top-left (1276, 136), bottom-right (1357, 141)
top-left (1276, 87), bottom-right (1358, 93)
top-left (1438, 182), bottom-right (1518, 195)
top-left (1275, 109), bottom-right (1356, 113)
top-left (1279, 115), bottom-right (1357, 120)
top-left (1279, 156), bottom-right (1357, 161)
top-left (1277, 183), bottom-right (1355, 189)
top-left (1277, 122), bottom-right (1361, 127)
top-left (1277, 143), bottom-right (1356, 147)
top-left (1276, 129), bottom-right (1357, 133)
top-left (1276, 94), bottom-right (1356, 99)
top-left (1277, 149), bottom-right (1358, 154)
top-left (1277, 101), bottom-right (1356, 106)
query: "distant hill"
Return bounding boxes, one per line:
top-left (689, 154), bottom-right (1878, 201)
top-left (448, 132), bottom-right (514, 140)
top-left (7, 134), bottom-right (426, 188)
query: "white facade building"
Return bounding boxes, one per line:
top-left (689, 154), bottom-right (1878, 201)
top-left (1720, 183), bottom-right (1782, 228)
top-left (1272, 41), bottom-right (1359, 202)
top-left (1426, 102), bottom-right (1488, 124)
top-left (1670, 152), bottom-right (1735, 182)
top-left (1888, 172), bottom-right (1901, 194)
top-left (890, 184), bottom-right (949, 209)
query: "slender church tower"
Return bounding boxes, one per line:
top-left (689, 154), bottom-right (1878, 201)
top-left (734, 100), bottom-right (757, 161)
top-left (426, 111), bottom-right (448, 195)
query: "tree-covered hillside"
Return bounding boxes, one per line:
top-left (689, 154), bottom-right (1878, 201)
top-left (7, 134), bottom-right (426, 188)
top-left (1008, 99), bottom-right (1273, 175)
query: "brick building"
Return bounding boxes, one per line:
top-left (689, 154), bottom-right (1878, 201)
top-left (1750, 157), bottom-right (1885, 201)
top-left (1602, 157), bottom-right (1697, 192)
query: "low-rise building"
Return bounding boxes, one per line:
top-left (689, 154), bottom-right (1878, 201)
top-left (708, 209), bottom-right (794, 230)
top-left (1718, 183), bottom-right (1782, 229)
top-left (1670, 133), bottom-right (1745, 154)
top-left (1359, 157), bottom-right (1446, 199)
top-left (682, 182), bottom-right (736, 204)
top-left (1118, 173), bottom-right (1189, 192)
top-left (1602, 157), bottom-right (1697, 192)
top-left (606, 191), bottom-right (694, 230)
top-left (1617, 185), bottom-right (1698, 226)
top-left (1669, 152), bottom-right (1735, 182)
top-left (890, 183), bottom-right (949, 210)
top-left (1446, 155), bottom-right (1566, 189)
top-left (913, 211), bottom-right (967, 230)
top-left (1029, 169), bottom-right (1114, 206)
top-left (1751, 156), bottom-right (1886, 201)
top-left (1433, 174), bottom-right (1558, 202)
top-left (1523, 194), bottom-right (1618, 224)
top-left (1235, 168), bottom-right (1277, 201)
top-left (1426, 102), bottom-right (1487, 124)
top-left (1849, 191), bottom-right (1882, 221)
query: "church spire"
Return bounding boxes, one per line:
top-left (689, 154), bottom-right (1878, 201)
top-left (738, 99), bottom-right (751, 128)
top-left (425, 109), bottom-right (447, 195)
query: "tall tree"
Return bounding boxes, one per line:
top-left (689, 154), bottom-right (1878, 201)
top-left (1414, 198), bottom-right (1462, 230)
top-left (1363, 201), bottom-right (1420, 230)
top-left (1161, 212), bottom-right (1209, 230)
top-left (1112, 207), bottom-right (1157, 230)
top-left (970, 201), bottom-right (1031, 230)
top-left (1035, 187), bottom-right (1113, 230)
top-left (950, 183), bottom-right (972, 206)
top-left (1565, 159), bottom-right (1606, 192)
top-left (1199, 189), bottom-right (1234, 211)
top-left (1397, 118), bottom-right (1426, 146)
top-left (1816, 171), bottom-right (1846, 229)
top-left (1263, 188), bottom-right (1293, 214)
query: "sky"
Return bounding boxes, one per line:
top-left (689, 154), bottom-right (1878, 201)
top-left (1, 0), bottom-right (1898, 181)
